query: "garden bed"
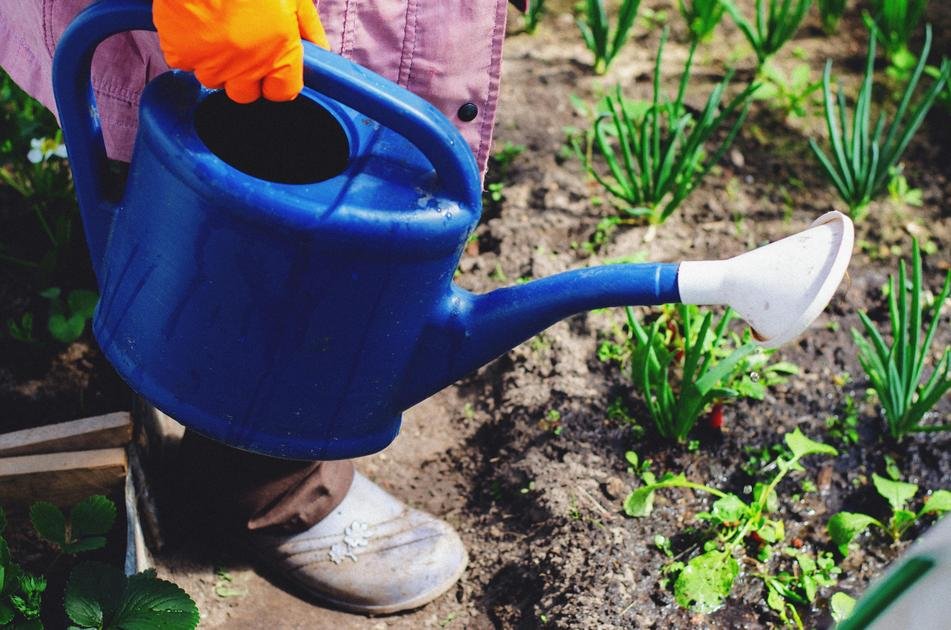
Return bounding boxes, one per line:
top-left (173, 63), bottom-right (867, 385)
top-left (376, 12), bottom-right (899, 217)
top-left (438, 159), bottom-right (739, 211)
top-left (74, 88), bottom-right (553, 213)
top-left (2, 0), bottom-right (950, 627)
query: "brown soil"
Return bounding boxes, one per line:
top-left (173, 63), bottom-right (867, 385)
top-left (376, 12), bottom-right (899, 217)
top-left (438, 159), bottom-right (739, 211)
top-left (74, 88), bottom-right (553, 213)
top-left (2, 1), bottom-right (950, 628)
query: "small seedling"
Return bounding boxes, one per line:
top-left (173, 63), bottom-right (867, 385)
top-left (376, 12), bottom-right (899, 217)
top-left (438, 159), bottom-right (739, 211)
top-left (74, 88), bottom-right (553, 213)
top-left (523, 0), bottom-right (546, 33)
top-left (852, 240), bottom-right (951, 438)
top-left (818, 0), bottom-right (847, 33)
top-left (886, 167), bottom-right (923, 207)
top-left (625, 429), bottom-right (838, 616)
top-left (828, 469), bottom-right (951, 555)
top-left (759, 549), bottom-right (841, 627)
top-left (809, 27), bottom-right (950, 219)
top-left (573, 29), bottom-right (756, 225)
top-left (6, 312), bottom-right (35, 343)
top-left (678, 0), bottom-right (725, 42)
top-left (754, 62), bottom-right (823, 119)
top-left (825, 394), bottom-right (860, 445)
top-left (40, 286), bottom-right (98, 344)
top-left (30, 495), bottom-right (116, 554)
top-left (720, 0), bottom-right (813, 69)
top-left (576, 0), bottom-right (642, 75)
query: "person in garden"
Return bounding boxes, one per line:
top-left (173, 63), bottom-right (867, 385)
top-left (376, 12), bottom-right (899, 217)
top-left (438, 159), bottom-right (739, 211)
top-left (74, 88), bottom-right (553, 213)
top-left (0, 0), bottom-right (527, 614)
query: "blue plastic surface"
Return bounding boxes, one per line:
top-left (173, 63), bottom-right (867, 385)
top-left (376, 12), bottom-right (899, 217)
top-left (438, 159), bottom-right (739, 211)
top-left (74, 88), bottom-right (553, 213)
top-left (53, 0), bottom-right (682, 460)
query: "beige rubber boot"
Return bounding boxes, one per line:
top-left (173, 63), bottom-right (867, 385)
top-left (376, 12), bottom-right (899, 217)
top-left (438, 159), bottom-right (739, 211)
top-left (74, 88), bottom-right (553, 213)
top-left (248, 472), bottom-right (467, 614)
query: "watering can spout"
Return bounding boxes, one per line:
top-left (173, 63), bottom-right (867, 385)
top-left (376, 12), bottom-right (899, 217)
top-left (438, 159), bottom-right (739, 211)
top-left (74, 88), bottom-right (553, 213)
top-left (677, 211), bottom-right (854, 348)
top-left (400, 211), bottom-right (853, 408)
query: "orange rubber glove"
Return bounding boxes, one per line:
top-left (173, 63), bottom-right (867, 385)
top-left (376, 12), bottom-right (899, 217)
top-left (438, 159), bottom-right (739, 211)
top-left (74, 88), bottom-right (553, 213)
top-left (153, 0), bottom-right (329, 104)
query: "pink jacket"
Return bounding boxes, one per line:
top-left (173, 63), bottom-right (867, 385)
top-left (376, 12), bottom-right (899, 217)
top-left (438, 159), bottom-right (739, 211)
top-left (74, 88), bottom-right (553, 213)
top-left (0, 1), bottom-right (511, 174)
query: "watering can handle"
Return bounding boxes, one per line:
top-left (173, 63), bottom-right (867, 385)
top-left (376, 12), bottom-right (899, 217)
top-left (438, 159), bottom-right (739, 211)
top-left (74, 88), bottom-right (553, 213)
top-left (52, 0), bottom-right (155, 284)
top-left (301, 42), bottom-right (479, 205)
top-left (53, 1), bottom-right (479, 283)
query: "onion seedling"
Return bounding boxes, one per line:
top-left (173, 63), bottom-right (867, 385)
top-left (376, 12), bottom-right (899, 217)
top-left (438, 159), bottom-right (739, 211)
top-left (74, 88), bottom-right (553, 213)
top-left (574, 29), bottom-right (756, 225)
top-left (852, 240), bottom-right (951, 439)
top-left (720, 0), bottom-right (813, 69)
top-left (678, 0), bottom-right (725, 43)
top-left (624, 304), bottom-right (756, 443)
top-left (866, 0), bottom-right (928, 73)
top-left (809, 26), bottom-right (949, 220)
top-left (576, 0), bottom-right (642, 75)
top-left (818, 0), bottom-right (847, 33)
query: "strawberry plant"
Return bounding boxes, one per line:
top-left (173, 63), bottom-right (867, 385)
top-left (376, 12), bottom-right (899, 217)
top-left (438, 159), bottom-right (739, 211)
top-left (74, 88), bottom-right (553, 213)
top-left (625, 430), bottom-right (839, 618)
top-left (1, 497), bottom-right (199, 629)
top-left (852, 240), bottom-right (951, 439)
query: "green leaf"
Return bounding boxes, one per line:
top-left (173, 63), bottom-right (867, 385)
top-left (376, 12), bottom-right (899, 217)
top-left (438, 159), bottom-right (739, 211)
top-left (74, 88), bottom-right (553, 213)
top-left (39, 287), bottom-right (61, 300)
top-left (753, 482), bottom-right (780, 513)
top-left (830, 591), bottom-right (856, 623)
top-left (624, 486), bottom-right (656, 517)
top-left (707, 494), bottom-right (748, 525)
top-left (0, 601), bottom-right (14, 625)
top-left (48, 312), bottom-right (86, 343)
top-left (828, 512), bottom-right (881, 556)
top-left (674, 549), bottom-right (739, 613)
top-left (11, 573), bottom-right (46, 619)
top-left (67, 563), bottom-right (200, 629)
top-left (890, 509), bottom-right (917, 535)
top-left (110, 570), bottom-right (200, 629)
top-left (756, 518), bottom-right (785, 544)
top-left (71, 495), bottom-right (117, 539)
top-left (784, 428), bottom-right (838, 459)
top-left (65, 562), bottom-right (126, 629)
top-left (872, 473), bottom-right (918, 512)
top-left (67, 290), bottom-right (98, 320)
top-left (63, 537), bottom-right (108, 554)
top-left (920, 490), bottom-right (951, 516)
top-left (30, 501), bottom-right (66, 546)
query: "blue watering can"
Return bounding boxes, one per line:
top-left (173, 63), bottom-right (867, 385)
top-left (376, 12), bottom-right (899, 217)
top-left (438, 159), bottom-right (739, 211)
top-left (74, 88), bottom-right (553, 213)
top-left (53, 0), bottom-right (854, 460)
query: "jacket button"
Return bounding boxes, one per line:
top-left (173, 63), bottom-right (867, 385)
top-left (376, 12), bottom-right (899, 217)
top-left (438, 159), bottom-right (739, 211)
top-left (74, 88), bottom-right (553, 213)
top-left (457, 102), bottom-right (478, 122)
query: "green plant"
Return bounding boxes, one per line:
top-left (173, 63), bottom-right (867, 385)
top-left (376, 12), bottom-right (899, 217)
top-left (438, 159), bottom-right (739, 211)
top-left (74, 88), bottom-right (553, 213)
top-left (625, 429), bottom-right (838, 616)
top-left (720, 0), bottom-right (813, 69)
top-left (818, 0), bottom-right (847, 33)
top-left (1, 498), bottom-right (200, 629)
top-left (825, 393), bottom-right (860, 445)
top-left (576, 0), bottom-right (642, 75)
top-left (760, 549), bottom-right (841, 627)
top-left (524, 0), bottom-right (546, 33)
top-left (809, 27), bottom-right (949, 219)
top-left (39, 287), bottom-right (98, 344)
top-left (828, 469), bottom-right (951, 555)
top-left (6, 312), bottom-right (36, 343)
top-left (612, 304), bottom-right (766, 442)
top-left (573, 30), bottom-right (755, 225)
top-left (852, 240), bottom-right (951, 438)
top-left (886, 166), bottom-right (923, 206)
top-left (866, 0), bottom-right (928, 73)
top-left (754, 62), bottom-right (823, 118)
top-left (678, 0), bottom-right (725, 42)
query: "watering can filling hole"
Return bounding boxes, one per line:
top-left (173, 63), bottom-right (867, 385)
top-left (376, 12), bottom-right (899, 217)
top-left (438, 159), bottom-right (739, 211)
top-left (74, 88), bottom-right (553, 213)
top-left (195, 92), bottom-right (350, 185)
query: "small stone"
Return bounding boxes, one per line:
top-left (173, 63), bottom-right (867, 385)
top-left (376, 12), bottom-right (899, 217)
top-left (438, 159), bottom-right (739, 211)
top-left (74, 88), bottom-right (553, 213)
top-left (730, 148), bottom-right (745, 168)
top-left (603, 476), bottom-right (627, 500)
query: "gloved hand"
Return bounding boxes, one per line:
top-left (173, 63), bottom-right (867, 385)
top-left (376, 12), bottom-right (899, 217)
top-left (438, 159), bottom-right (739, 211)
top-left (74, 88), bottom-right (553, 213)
top-left (153, 0), bottom-right (329, 104)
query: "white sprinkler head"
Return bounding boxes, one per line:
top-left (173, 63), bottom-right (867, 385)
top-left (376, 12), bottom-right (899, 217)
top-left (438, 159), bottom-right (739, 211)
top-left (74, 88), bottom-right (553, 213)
top-left (678, 211), bottom-right (854, 348)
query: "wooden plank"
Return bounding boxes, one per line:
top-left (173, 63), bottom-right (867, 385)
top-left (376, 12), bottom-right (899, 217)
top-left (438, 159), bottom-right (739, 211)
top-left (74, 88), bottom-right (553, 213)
top-left (0, 412), bottom-right (132, 457)
top-left (0, 448), bottom-right (127, 507)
